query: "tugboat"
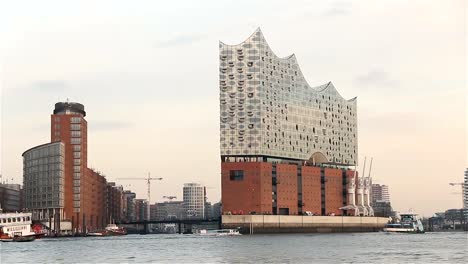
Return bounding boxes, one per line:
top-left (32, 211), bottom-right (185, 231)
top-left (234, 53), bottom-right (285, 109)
top-left (383, 213), bottom-right (425, 233)
top-left (0, 212), bottom-right (37, 242)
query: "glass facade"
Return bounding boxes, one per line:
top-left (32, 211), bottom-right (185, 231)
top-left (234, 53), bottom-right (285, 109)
top-left (219, 29), bottom-right (358, 165)
top-left (23, 142), bottom-right (65, 219)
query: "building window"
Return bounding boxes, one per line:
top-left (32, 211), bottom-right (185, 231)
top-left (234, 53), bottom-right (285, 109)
top-left (71, 117), bottom-right (81, 123)
top-left (229, 170), bottom-right (244, 181)
top-left (71, 138), bottom-right (81, 144)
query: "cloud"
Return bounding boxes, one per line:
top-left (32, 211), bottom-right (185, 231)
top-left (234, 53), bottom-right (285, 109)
top-left (156, 33), bottom-right (205, 48)
top-left (322, 1), bottom-right (352, 17)
top-left (354, 69), bottom-right (399, 87)
top-left (30, 80), bottom-right (68, 92)
top-left (90, 120), bottom-right (133, 131)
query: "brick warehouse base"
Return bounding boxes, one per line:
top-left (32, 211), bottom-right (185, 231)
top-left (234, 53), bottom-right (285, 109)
top-left (222, 215), bottom-right (388, 234)
top-left (221, 161), bottom-right (356, 216)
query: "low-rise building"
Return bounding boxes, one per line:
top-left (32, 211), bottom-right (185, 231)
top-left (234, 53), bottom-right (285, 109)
top-left (0, 184), bottom-right (22, 212)
top-left (371, 184), bottom-right (390, 204)
top-left (152, 201), bottom-right (185, 220)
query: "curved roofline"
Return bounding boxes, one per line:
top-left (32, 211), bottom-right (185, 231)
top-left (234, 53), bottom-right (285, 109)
top-left (220, 28), bottom-right (356, 102)
top-left (22, 141), bottom-right (64, 156)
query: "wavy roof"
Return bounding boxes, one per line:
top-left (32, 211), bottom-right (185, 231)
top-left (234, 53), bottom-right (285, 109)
top-left (220, 28), bottom-right (356, 103)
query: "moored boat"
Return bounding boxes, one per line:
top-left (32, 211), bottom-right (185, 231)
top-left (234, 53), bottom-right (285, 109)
top-left (0, 212), bottom-right (37, 242)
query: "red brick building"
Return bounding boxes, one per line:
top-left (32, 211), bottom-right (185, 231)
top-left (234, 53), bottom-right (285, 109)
top-left (23, 101), bottom-right (143, 233)
top-left (222, 160), bottom-right (356, 216)
top-left (49, 102), bottom-right (110, 231)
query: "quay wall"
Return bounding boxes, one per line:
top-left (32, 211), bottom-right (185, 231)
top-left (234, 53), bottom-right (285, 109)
top-left (222, 215), bottom-right (389, 233)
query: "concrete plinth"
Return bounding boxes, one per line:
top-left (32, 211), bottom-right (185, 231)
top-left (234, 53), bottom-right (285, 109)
top-left (222, 215), bottom-right (389, 234)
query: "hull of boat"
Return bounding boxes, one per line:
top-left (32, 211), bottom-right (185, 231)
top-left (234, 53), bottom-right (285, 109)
top-left (13, 236), bottom-right (36, 242)
top-left (383, 227), bottom-right (424, 233)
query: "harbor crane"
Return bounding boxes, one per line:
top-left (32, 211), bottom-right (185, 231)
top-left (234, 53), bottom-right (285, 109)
top-left (118, 173), bottom-right (163, 220)
top-left (163, 196), bottom-right (177, 201)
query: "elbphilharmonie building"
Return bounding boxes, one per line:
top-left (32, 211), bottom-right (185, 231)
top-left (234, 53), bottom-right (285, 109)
top-left (219, 28), bottom-right (357, 165)
top-left (220, 29), bottom-right (365, 217)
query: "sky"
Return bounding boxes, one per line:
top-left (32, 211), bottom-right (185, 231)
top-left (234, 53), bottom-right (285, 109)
top-left (0, 0), bottom-right (466, 216)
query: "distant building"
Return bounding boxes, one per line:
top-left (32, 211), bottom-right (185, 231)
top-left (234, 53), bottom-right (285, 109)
top-left (135, 199), bottom-right (148, 221)
top-left (212, 202), bottom-right (222, 219)
top-left (152, 201), bottom-right (185, 220)
top-left (183, 183), bottom-right (205, 219)
top-left (0, 184), bottom-right (22, 212)
top-left (204, 201), bottom-right (213, 219)
top-left (464, 168), bottom-right (468, 209)
top-left (122, 191), bottom-right (136, 222)
top-left (106, 182), bottom-right (124, 223)
top-left (371, 184), bottom-right (390, 204)
top-left (372, 201), bottom-right (394, 217)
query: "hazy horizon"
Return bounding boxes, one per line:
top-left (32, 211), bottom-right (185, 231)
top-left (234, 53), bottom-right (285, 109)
top-left (1, 0), bottom-right (466, 216)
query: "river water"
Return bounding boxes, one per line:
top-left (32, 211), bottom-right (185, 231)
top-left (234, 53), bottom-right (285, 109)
top-left (0, 232), bottom-right (466, 263)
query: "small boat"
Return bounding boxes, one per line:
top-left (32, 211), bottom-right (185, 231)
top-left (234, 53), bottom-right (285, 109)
top-left (383, 213), bottom-right (425, 233)
top-left (199, 229), bottom-right (241, 236)
top-left (104, 224), bottom-right (127, 236)
top-left (87, 224), bottom-right (127, 237)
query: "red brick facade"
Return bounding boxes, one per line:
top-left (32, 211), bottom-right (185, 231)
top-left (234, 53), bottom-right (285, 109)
top-left (301, 166), bottom-right (321, 215)
top-left (276, 164), bottom-right (298, 215)
top-left (324, 168), bottom-right (344, 215)
top-left (221, 162), bottom-right (272, 215)
top-left (50, 110), bottom-right (108, 231)
top-left (222, 162), bottom-right (355, 216)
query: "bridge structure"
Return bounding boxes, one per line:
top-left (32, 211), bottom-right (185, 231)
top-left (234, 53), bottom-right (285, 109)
top-left (116, 218), bottom-right (222, 234)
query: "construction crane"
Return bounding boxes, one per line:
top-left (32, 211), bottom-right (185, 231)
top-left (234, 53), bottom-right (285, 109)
top-left (163, 196), bottom-right (177, 201)
top-left (449, 183), bottom-right (466, 207)
top-left (118, 173), bottom-right (163, 220)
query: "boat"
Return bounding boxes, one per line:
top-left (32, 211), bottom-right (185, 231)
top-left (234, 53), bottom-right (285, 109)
top-left (104, 224), bottom-right (127, 236)
top-left (87, 224), bottom-right (127, 237)
top-left (198, 229), bottom-right (241, 236)
top-left (383, 213), bottom-right (425, 233)
top-left (0, 212), bottom-right (37, 242)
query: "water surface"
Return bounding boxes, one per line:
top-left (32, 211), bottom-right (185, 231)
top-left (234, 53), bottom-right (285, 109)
top-left (0, 232), bottom-right (466, 263)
